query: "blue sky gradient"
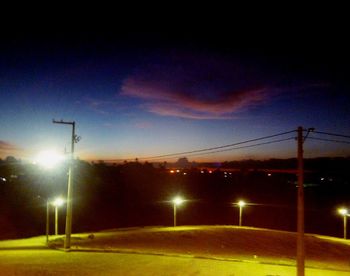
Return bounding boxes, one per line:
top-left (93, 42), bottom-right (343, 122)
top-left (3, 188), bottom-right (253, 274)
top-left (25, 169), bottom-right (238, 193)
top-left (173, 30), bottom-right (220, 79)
top-left (1, 30), bottom-right (349, 162)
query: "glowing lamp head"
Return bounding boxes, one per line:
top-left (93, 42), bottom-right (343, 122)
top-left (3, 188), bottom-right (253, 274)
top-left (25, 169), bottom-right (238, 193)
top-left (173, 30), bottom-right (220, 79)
top-left (173, 197), bottom-right (184, 206)
top-left (238, 200), bottom-right (246, 207)
top-left (35, 150), bottom-right (64, 169)
top-left (338, 208), bottom-right (348, 216)
top-left (52, 197), bottom-right (64, 207)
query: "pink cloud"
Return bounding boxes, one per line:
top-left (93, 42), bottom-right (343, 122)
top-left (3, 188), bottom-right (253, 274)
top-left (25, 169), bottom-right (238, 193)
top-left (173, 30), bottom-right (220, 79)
top-left (0, 141), bottom-right (21, 158)
top-left (119, 52), bottom-right (278, 119)
top-left (145, 103), bottom-right (235, 120)
top-left (121, 76), bottom-right (269, 120)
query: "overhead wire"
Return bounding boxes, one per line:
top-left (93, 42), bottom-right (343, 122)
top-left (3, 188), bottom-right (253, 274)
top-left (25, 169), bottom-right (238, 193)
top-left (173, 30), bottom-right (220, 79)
top-left (311, 131), bottom-right (350, 139)
top-left (307, 137), bottom-right (350, 145)
top-left (102, 129), bottom-right (297, 162)
top-left (136, 130), bottom-right (296, 160)
top-left (147, 137), bottom-right (297, 161)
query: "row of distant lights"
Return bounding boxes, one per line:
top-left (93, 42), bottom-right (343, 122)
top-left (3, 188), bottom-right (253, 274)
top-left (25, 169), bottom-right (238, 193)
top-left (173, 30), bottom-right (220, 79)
top-left (170, 169), bottom-right (232, 175)
top-left (169, 170), bottom-right (273, 178)
top-left (174, 194), bottom-right (347, 219)
top-left (172, 196), bottom-right (245, 207)
top-left (169, 170), bottom-right (334, 182)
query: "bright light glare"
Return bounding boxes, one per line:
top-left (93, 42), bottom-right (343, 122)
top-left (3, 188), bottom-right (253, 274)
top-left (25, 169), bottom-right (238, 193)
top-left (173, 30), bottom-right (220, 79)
top-left (338, 208), bottom-right (348, 216)
top-left (173, 196), bottom-right (184, 205)
top-left (238, 200), bottom-right (246, 207)
top-left (35, 150), bottom-right (64, 169)
top-left (52, 197), bottom-right (64, 207)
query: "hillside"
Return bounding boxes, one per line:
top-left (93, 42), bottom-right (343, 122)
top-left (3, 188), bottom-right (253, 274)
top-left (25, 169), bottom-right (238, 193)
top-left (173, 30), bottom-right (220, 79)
top-left (49, 226), bottom-right (350, 271)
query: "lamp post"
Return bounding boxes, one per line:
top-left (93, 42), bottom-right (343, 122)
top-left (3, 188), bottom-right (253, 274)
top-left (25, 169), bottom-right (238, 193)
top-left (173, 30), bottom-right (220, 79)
top-left (172, 197), bottom-right (184, 227)
top-left (338, 208), bottom-right (348, 239)
top-left (46, 199), bottom-right (50, 245)
top-left (237, 200), bottom-right (246, 226)
top-left (52, 197), bottom-right (64, 235)
top-left (34, 150), bottom-right (65, 245)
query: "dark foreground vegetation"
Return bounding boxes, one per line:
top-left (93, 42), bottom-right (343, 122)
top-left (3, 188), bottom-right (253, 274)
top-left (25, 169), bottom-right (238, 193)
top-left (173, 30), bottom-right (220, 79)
top-left (0, 157), bottom-right (349, 239)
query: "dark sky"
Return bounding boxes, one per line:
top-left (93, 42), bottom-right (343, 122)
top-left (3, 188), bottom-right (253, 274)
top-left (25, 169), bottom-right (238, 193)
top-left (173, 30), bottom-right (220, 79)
top-left (1, 15), bottom-right (349, 162)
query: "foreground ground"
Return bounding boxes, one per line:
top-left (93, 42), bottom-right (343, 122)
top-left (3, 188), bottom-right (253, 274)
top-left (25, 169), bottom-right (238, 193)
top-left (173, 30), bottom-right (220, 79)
top-left (1, 226), bottom-right (350, 275)
top-left (2, 249), bottom-right (350, 276)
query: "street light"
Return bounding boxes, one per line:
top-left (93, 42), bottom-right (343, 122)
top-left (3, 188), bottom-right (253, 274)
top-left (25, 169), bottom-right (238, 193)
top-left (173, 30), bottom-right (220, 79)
top-left (237, 200), bottom-right (246, 227)
top-left (46, 199), bottom-right (50, 245)
top-left (338, 208), bottom-right (348, 239)
top-left (34, 150), bottom-right (65, 245)
top-left (52, 197), bottom-right (64, 235)
top-left (172, 196), bottom-right (184, 227)
top-left (34, 150), bottom-right (64, 169)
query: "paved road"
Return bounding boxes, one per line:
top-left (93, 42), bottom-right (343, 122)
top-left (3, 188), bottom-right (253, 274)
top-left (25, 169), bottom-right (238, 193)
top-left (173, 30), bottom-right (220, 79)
top-left (1, 248), bottom-right (350, 276)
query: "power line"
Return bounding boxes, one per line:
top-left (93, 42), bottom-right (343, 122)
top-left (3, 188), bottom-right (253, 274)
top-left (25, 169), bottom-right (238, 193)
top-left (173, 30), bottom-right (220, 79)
top-left (135, 130), bottom-right (297, 161)
top-left (149, 137), bottom-right (297, 161)
top-left (102, 132), bottom-right (296, 163)
top-left (312, 131), bottom-right (350, 139)
top-left (308, 137), bottom-right (350, 144)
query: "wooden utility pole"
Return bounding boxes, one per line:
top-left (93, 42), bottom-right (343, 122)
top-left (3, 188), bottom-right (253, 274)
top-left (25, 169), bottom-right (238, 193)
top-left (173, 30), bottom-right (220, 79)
top-left (297, 126), bottom-right (305, 276)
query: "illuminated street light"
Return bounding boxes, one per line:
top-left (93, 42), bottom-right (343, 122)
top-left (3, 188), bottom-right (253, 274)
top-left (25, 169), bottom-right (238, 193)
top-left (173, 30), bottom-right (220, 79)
top-left (236, 200), bottom-right (246, 227)
top-left (35, 150), bottom-right (64, 169)
top-left (34, 150), bottom-right (64, 245)
top-left (338, 208), bottom-right (348, 239)
top-left (34, 151), bottom-right (65, 245)
top-left (52, 197), bottom-right (64, 235)
top-left (172, 196), bottom-right (184, 227)
top-left (46, 199), bottom-right (50, 245)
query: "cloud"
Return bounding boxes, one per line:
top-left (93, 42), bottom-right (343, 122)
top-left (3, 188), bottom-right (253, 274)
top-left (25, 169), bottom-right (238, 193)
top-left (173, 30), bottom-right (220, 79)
top-left (0, 141), bottom-right (21, 157)
top-left (120, 52), bottom-right (275, 120)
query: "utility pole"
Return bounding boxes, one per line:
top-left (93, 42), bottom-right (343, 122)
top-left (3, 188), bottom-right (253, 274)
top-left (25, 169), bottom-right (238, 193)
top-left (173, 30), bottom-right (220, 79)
top-left (296, 126), bottom-right (314, 276)
top-left (297, 126), bottom-right (305, 276)
top-left (53, 119), bottom-right (79, 250)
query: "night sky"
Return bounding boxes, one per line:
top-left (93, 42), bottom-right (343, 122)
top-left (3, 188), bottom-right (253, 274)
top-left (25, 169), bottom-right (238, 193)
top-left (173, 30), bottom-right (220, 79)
top-left (1, 22), bottom-right (350, 162)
